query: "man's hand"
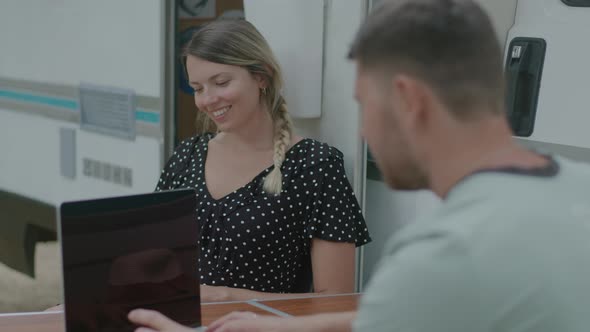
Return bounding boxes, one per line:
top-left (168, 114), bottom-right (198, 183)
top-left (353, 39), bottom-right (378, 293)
top-left (207, 311), bottom-right (296, 332)
top-left (128, 309), bottom-right (293, 332)
top-left (128, 309), bottom-right (195, 332)
top-left (128, 307), bottom-right (355, 332)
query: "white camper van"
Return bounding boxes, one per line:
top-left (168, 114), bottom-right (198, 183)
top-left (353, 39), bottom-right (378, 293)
top-left (0, 0), bottom-right (588, 312)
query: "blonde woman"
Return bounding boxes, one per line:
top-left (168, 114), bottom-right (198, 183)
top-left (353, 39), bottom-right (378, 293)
top-left (156, 19), bottom-right (371, 302)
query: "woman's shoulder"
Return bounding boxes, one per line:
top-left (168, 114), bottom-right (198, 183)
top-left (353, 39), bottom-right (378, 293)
top-left (165, 133), bottom-right (214, 169)
top-left (173, 133), bottom-right (214, 154)
top-left (287, 138), bottom-right (344, 168)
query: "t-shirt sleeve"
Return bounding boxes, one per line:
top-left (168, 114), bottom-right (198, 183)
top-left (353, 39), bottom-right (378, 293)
top-left (353, 234), bottom-right (483, 332)
top-left (304, 152), bottom-right (371, 247)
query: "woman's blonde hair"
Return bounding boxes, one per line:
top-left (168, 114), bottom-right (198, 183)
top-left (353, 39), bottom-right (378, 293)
top-left (181, 19), bottom-right (293, 195)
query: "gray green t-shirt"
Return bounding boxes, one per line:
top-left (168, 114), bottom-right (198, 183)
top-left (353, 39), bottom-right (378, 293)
top-left (354, 156), bottom-right (590, 332)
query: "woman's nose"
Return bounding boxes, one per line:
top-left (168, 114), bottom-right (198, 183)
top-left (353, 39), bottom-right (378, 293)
top-left (196, 90), bottom-right (219, 109)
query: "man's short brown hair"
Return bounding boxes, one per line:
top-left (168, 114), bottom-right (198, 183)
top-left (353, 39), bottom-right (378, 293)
top-left (349, 0), bottom-right (505, 118)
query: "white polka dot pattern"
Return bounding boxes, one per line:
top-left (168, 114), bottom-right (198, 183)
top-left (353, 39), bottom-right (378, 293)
top-left (155, 134), bottom-right (371, 293)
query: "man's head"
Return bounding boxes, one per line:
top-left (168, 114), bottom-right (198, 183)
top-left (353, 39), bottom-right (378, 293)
top-left (349, 0), bottom-right (505, 190)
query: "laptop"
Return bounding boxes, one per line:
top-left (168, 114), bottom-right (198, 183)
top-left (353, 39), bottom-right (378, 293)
top-left (58, 189), bottom-right (202, 332)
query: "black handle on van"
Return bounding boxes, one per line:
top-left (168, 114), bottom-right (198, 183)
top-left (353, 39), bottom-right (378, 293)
top-left (561, 0), bottom-right (590, 7)
top-left (505, 37), bottom-right (546, 137)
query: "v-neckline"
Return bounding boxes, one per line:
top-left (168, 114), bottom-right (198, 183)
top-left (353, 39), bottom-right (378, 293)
top-left (200, 135), bottom-right (309, 202)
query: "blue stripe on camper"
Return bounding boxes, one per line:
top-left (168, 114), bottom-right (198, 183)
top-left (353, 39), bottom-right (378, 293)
top-left (0, 89), bottom-right (160, 124)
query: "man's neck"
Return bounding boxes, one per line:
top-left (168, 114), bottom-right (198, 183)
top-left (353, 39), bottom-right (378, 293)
top-left (426, 118), bottom-right (548, 198)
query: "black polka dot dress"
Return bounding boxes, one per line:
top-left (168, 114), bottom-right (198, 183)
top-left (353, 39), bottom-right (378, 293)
top-left (156, 134), bottom-right (371, 293)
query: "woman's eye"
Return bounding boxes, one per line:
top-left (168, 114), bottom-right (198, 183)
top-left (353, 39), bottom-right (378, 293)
top-left (216, 81), bottom-right (229, 86)
top-left (193, 87), bottom-right (203, 93)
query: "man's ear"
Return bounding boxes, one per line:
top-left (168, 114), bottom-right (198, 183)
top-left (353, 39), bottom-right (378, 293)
top-left (391, 74), bottom-right (429, 130)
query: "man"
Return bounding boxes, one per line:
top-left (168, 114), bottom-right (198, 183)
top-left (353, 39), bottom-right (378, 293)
top-left (128, 0), bottom-right (590, 331)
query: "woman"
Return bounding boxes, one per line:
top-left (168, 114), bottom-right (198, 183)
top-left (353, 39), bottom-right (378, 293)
top-left (158, 19), bottom-right (371, 302)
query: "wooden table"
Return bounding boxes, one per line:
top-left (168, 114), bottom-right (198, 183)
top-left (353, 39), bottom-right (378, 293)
top-left (0, 294), bottom-right (360, 332)
top-left (258, 293), bottom-right (361, 316)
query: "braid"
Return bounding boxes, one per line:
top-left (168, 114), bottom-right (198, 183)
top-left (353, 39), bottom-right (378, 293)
top-left (263, 101), bottom-right (293, 195)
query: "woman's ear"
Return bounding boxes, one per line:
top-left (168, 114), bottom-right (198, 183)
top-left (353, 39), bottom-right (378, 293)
top-left (253, 73), bottom-right (268, 89)
top-left (257, 64), bottom-right (274, 88)
top-left (260, 79), bottom-right (268, 90)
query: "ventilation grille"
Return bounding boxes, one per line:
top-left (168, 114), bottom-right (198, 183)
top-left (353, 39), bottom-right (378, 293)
top-left (82, 158), bottom-right (133, 187)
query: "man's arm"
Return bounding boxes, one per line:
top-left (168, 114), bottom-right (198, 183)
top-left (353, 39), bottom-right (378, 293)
top-left (128, 309), bottom-right (356, 332)
top-left (295, 311), bottom-right (356, 332)
top-left (354, 234), bottom-right (483, 332)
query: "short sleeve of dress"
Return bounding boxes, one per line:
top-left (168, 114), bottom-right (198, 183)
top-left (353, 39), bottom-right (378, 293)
top-left (155, 136), bottom-right (202, 191)
top-left (304, 150), bottom-right (371, 247)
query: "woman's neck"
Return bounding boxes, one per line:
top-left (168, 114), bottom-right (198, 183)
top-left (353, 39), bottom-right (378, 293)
top-left (214, 108), bottom-right (275, 152)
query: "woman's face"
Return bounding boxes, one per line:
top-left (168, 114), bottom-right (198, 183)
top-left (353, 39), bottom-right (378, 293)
top-left (185, 55), bottom-right (265, 132)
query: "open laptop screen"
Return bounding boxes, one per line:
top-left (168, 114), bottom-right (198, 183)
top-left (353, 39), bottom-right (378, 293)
top-left (59, 189), bottom-right (200, 332)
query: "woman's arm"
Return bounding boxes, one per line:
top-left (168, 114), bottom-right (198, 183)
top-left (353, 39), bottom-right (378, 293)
top-left (200, 239), bottom-right (356, 302)
top-left (310, 239), bottom-right (356, 293)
